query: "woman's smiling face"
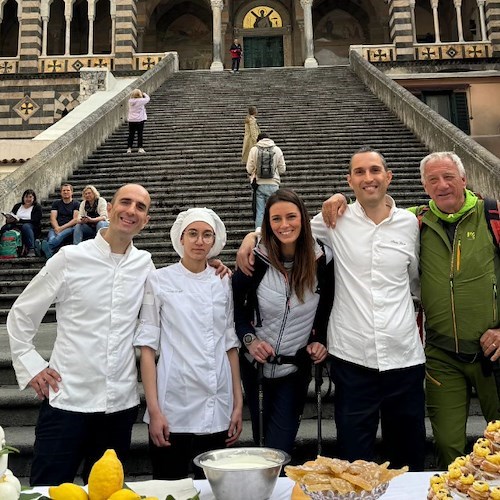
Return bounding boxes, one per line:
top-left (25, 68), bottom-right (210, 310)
top-left (269, 201), bottom-right (302, 250)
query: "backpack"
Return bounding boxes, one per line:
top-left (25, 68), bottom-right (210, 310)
top-left (256, 146), bottom-right (276, 179)
top-left (415, 197), bottom-right (500, 250)
top-left (0, 229), bottom-right (22, 259)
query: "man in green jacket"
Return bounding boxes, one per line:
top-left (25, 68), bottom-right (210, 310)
top-left (322, 151), bottom-right (500, 469)
top-left (413, 151), bottom-right (500, 469)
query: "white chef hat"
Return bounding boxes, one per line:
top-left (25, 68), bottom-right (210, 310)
top-left (170, 207), bottom-right (226, 259)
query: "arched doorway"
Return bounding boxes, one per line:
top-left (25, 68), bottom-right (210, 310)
top-left (234, 3), bottom-right (289, 68)
top-left (242, 6), bottom-right (284, 67)
top-left (0, 0), bottom-right (19, 56)
top-left (313, 0), bottom-right (388, 64)
top-left (142, 0), bottom-right (212, 70)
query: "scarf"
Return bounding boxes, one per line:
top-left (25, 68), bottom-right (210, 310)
top-left (429, 189), bottom-right (477, 223)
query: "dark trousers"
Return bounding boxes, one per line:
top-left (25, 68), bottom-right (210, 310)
top-left (30, 400), bottom-right (138, 486)
top-left (231, 58), bottom-right (241, 71)
top-left (127, 121), bottom-right (145, 148)
top-left (330, 357), bottom-right (426, 471)
top-left (149, 431), bottom-right (227, 480)
top-left (240, 354), bottom-right (310, 454)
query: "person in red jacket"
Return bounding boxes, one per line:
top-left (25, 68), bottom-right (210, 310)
top-left (230, 38), bottom-right (243, 73)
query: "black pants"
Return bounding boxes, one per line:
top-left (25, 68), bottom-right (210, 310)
top-left (240, 354), bottom-right (310, 455)
top-left (231, 58), bottom-right (241, 71)
top-left (30, 400), bottom-right (138, 486)
top-left (330, 357), bottom-right (426, 471)
top-left (127, 121), bottom-right (145, 148)
top-left (149, 430), bottom-right (227, 480)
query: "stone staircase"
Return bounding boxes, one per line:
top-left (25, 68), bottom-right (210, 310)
top-left (0, 66), bottom-right (487, 482)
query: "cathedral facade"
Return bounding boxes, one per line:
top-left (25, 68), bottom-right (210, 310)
top-left (1, 0), bottom-right (499, 73)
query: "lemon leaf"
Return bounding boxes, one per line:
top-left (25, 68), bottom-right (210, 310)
top-left (0, 445), bottom-right (20, 456)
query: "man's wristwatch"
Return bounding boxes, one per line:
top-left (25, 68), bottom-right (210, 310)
top-left (243, 333), bottom-right (256, 347)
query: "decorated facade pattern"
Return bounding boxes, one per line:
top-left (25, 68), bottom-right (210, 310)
top-left (363, 46), bottom-right (397, 63)
top-left (134, 54), bottom-right (164, 71)
top-left (0, 60), bottom-right (20, 74)
top-left (416, 43), bottom-right (493, 60)
top-left (38, 57), bottom-right (114, 73)
top-left (0, 77), bottom-right (80, 138)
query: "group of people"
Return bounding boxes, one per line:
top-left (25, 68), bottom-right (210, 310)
top-left (5, 146), bottom-right (500, 488)
top-left (0, 184), bottom-right (109, 259)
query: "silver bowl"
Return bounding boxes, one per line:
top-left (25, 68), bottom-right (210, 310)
top-left (193, 447), bottom-right (290, 500)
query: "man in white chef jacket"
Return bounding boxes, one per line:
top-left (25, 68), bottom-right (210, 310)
top-left (7, 184), bottom-right (154, 486)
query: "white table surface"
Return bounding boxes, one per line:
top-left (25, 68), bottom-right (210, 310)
top-left (27, 471), bottom-right (437, 499)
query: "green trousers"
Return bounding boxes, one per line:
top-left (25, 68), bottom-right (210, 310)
top-left (425, 344), bottom-right (500, 470)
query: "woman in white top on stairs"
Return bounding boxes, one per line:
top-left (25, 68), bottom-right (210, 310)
top-left (127, 88), bottom-right (150, 153)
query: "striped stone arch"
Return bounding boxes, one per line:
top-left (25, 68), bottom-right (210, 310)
top-left (0, 0), bottom-right (20, 57)
top-left (0, 0), bottom-right (21, 19)
top-left (141, 0), bottom-right (212, 70)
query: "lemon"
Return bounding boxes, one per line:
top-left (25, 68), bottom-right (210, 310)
top-left (87, 449), bottom-right (124, 500)
top-left (107, 489), bottom-right (141, 500)
top-left (49, 482), bottom-right (89, 500)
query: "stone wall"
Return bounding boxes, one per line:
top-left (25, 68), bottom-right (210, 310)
top-left (350, 49), bottom-right (500, 198)
top-left (0, 74), bottom-right (80, 139)
top-left (0, 52), bottom-right (179, 215)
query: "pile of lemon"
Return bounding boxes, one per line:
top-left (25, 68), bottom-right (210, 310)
top-left (48, 449), bottom-right (158, 500)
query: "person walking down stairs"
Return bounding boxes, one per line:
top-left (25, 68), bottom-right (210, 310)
top-left (230, 38), bottom-right (243, 73)
top-left (127, 89), bottom-right (150, 154)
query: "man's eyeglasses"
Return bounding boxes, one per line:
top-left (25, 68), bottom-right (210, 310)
top-left (182, 229), bottom-right (215, 244)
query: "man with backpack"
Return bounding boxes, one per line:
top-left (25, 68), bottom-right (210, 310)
top-left (410, 151), bottom-right (500, 469)
top-left (246, 132), bottom-right (286, 228)
top-left (321, 151), bottom-right (500, 470)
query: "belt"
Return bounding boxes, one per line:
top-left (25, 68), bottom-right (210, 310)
top-left (267, 355), bottom-right (299, 365)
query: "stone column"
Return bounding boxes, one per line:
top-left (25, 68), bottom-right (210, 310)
top-left (88, 0), bottom-right (95, 55)
top-left (137, 26), bottom-right (145, 52)
top-left (110, 0), bottom-right (116, 54)
top-left (431, 0), bottom-right (441, 43)
top-left (64, 0), bottom-right (72, 55)
top-left (113, 0), bottom-right (137, 70)
top-left (40, 0), bottom-right (49, 56)
top-left (477, 0), bottom-right (487, 41)
top-left (388, 0), bottom-right (414, 60)
top-left (300, 0), bottom-right (318, 67)
top-left (18, 0), bottom-right (42, 72)
top-left (453, 0), bottom-right (464, 42)
top-left (409, 0), bottom-right (417, 43)
top-left (41, 16), bottom-right (49, 55)
top-left (210, 0), bottom-right (224, 71)
top-left (484, 0), bottom-right (500, 55)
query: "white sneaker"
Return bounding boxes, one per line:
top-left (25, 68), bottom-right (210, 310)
top-left (126, 148), bottom-right (132, 153)
top-left (138, 148), bottom-right (146, 153)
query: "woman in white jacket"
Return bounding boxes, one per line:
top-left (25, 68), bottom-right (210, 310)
top-left (127, 88), bottom-right (150, 153)
top-left (232, 189), bottom-right (334, 454)
top-left (134, 208), bottom-right (243, 480)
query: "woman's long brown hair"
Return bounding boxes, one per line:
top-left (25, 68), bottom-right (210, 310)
top-left (261, 188), bottom-right (317, 302)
